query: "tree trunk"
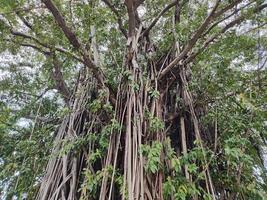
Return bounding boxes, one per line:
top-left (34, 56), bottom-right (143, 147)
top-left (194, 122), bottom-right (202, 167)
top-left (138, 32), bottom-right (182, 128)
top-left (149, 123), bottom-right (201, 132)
top-left (36, 25), bottom-right (217, 199)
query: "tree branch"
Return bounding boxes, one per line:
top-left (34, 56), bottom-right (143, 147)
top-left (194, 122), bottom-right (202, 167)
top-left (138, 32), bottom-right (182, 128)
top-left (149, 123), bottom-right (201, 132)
top-left (185, 3), bottom-right (267, 65)
top-left (213, 0), bottom-right (242, 18)
top-left (41, 0), bottom-right (105, 87)
top-left (41, 0), bottom-right (81, 49)
top-left (159, 0), bottom-right (221, 79)
top-left (10, 29), bottom-right (83, 62)
top-left (5, 34), bottom-right (74, 104)
top-left (1, 10), bottom-right (84, 64)
top-left (102, 0), bottom-right (127, 38)
top-left (15, 12), bottom-right (33, 30)
top-left (10, 30), bottom-right (49, 48)
top-left (159, 0), bottom-right (248, 79)
top-left (203, 1), bottom-right (253, 37)
top-left (6, 38), bottom-right (71, 103)
top-left (142, 0), bottom-right (179, 36)
top-left (50, 53), bottom-right (71, 103)
top-left (18, 41), bottom-right (50, 55)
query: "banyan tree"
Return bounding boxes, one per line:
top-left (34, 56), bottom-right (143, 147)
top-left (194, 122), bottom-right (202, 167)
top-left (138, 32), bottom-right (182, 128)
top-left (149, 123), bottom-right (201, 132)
top-left (0, 0), bottom-right (266, 199)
